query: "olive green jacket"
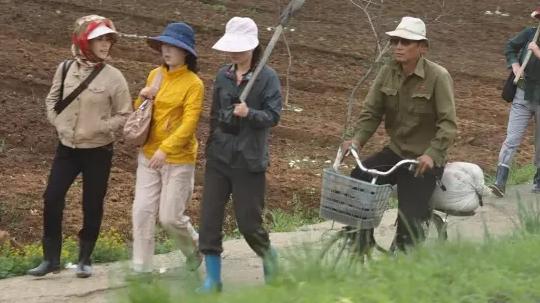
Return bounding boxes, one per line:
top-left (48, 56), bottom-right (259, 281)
top-left (353, 57), bottom-right (457, 166)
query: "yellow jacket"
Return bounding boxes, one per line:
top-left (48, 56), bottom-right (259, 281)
top-left (135, 65), bottom-right (204, 164)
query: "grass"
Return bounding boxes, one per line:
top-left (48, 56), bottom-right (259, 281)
top-left (117, 196), bottom-right (540, 303)
top-left (223, 193), bottom-right (322, 240)
top-left (0, 229), bottom-right (176, 279)
top-left (0, 230), bottom-right (126, 279)
top-left (266, 193), bottom-right (323, 233)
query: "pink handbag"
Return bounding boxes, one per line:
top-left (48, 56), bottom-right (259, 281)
top-left (123, 71), bottom-right (163, 146)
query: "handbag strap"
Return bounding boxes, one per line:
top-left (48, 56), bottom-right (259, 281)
top-left (149, 69), bottom-right (163, 100)
top-left (54, 63), bottom-right (106, 115)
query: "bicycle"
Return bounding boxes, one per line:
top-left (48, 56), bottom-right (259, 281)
top-left (318, 147), bottom-right (452, 265)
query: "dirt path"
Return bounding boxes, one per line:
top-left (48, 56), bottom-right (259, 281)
top-left (0, 184), bottom-right (534, 303)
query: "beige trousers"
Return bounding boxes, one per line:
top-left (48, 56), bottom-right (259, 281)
top-left (132, 153), bottom-right (198, 272)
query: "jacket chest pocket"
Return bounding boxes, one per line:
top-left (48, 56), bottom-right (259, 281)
top-left (410, 92), bottom-right (434, 114)
top-left (87, 85), bottom-right (109, 105)
top-left (88, 85), bottom-right (106, 94)
top-left (380, 87), bottom-right (398, 111)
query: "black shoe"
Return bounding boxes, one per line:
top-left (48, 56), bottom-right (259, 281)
top-left (489, 184), bottom-right (505, 198)
top-left (27, 261), bottom-right (61, 276)
top-left (75, 263), bottom-right (92, 278)
top-left (490, 166), bottom-right (509, 198)
top-left (27, 237), bottom-right (62, 276)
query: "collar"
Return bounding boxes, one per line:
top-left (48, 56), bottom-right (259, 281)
top-left (391, 56), bottom-right (426, 79)
top-left (225, 64), bottom-right (254, 81)
top-left (71, 61), bottom-right (104, 77)
top-left (162, 64), bottom-right (188, 79)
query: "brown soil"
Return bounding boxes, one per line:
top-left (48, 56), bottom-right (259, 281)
top-left (0, 0), bottom-right (536, 243)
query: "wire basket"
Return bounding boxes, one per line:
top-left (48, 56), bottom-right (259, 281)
top-left (319, 168), bottom-right (392, 229)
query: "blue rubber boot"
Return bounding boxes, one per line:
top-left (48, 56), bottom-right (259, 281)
top-left (263, 247), bottom-right (278, 284)
top-left (198, 254), bottom-right (222, 293)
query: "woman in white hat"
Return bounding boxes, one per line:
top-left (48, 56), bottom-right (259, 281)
top-left (341, 16), bottom-right (457, 251)
top-left (198, 16), bottom-right (282, 292)
top-left (28, 15), bottom-right (132, 278)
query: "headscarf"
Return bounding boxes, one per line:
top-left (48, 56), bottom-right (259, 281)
top-left (71, 15), bottom-right (117, 66)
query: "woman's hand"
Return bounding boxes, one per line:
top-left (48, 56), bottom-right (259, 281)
top-left (233, 101), bottom-right (250, 117)
top-left (528, 42), bottom-right (540, 59)
top-left (528, 41), bottom-right (540, 52)
top-left (511, 62), bottom-right (521, 76)
top-left (149, 149), bottom-right (167, 170)
top-left (139, 86), bottom-right (157, 100)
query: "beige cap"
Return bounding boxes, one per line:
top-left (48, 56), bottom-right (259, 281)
top-left (385, 16), bottom-right (427, 41)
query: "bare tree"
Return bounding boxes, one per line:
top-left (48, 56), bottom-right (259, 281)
top-left (276, 0), bottom-right (294, 108)
top-left (343, 0), bottom-right (389, 138)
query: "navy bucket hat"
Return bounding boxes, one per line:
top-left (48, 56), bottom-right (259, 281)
top-left (147, 22), bottom-right (197, 57)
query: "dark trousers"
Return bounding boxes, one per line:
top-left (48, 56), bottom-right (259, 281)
top-left (199, 159), bottom-right (271, 257)
top-left (351, 147), bottom-right (443, 249)
top-left (43, 143), bottom-right (113, 247)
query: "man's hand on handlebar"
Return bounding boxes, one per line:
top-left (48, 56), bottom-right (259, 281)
top-left (340, 140), bottom-right (361, 159)
top-left (415, 154), bottom-right (434, 177)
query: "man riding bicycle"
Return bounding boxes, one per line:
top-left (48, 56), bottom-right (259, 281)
top-left (341, 17), bottom-right (457, 251)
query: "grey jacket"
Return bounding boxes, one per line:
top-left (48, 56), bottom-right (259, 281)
top-left (505, 27), bottom-right (540, 104)
top-left (206, 64), bottom-right (282, 172)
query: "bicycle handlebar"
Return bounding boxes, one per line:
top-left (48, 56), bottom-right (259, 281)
top-left (332, 146), bottom-right (418, 177)
top-left (349, 148), bottom-right (418, 177)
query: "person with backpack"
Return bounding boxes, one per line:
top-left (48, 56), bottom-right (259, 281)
top-left (130, 22), bottom-right (204, 274)
top-left (489, 7), bottom-right (540, 197)
top-left (28, 15), bottom-right (132, 278)
top-left (198, 16), bottom-right (282, 292)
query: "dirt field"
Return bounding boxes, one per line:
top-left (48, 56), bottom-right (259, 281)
top-left (0, 0), bottom-right (537, 243)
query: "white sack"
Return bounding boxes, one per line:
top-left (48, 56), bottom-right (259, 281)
top-left (430, 162), bottom-right (485, 213)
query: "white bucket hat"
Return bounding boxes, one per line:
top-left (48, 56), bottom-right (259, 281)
top-left (212, 17), bottom-right (259, 52)
top-left (88, 23), bottom-right (117, 40)
top-left (385, 16), bottom-right (427, 41)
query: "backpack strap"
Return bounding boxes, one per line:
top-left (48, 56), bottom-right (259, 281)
top-left (54, 62), bottom-right (106, 115)
top-left (59, 60), bottom-right (74, 103)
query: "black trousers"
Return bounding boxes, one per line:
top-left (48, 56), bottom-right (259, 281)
top-left (350, 147), bottom-right (443, 249)
top-left (199, 159), bottom-right (271, 257)
top-left (43, 143), bottom-right (113, 245)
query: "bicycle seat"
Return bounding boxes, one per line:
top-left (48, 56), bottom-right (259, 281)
top-left (434, 208), bottom-right (476, 217)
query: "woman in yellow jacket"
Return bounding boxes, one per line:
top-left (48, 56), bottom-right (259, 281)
top-left (131, 22), bottom-right (204, 273)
